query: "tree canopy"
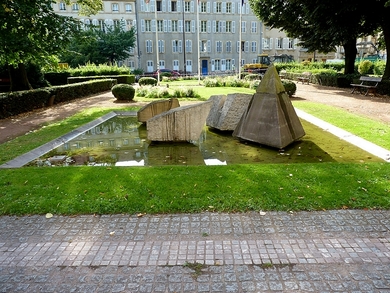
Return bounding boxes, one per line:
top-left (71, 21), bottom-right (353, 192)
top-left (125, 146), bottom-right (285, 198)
top-left (61, 21), bottom-right (136, 67)
top-left (0, 0), bottom-right (103, 90)
top-left (249, 0), bottom-right (390, 78)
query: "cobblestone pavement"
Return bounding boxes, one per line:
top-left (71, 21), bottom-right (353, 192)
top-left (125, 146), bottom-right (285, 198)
top-left (1, 210), bottom-right (390, 292)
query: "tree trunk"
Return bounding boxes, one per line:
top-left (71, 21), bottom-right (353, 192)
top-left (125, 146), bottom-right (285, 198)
top-left (8, 63), bottom-right (32, 91)
top-left (380, 21), bottom-right (390, 80)
top-left (343, 39), bottom-right (357, 75)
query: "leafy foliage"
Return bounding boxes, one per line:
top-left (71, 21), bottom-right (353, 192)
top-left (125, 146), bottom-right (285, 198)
top-left (248, 0), bottom-right (390, 77)
top-left (111, 84), bottom-right (135, 101)
top-left (60, 21), bottom-right (136, 67)
top-left (0, 0), bottom-right (79, 67)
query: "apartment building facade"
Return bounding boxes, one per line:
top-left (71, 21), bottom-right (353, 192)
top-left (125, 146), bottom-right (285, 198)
top-left (53, 0), bottom-right (335, 74)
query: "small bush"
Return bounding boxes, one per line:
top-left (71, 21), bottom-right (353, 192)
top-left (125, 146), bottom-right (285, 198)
top-left (244, 74), bottom-right (262, 81)
top-left (281, 80), bottom-right (297, 97)
top-left (139, 77), bottom-right (158, 86)
top-left (111, 84), bottom-right (135, 101)
top-left (358, 60), bottom-right (374, 75)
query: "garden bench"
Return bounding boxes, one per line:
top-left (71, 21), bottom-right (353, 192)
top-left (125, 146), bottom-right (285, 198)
top-left (350, 76), bottom-right (382, 96)
top-left (0, 78), bottom-right (10, 92)
top-left (297, 72), bottom-right (312, 84)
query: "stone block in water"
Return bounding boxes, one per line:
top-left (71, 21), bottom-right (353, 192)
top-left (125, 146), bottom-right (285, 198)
top-left (147, 101), bottom-right (212, 142)
top-left (137, 98), bottom-right (180, 123)
top-left (233, 65), bottom-right (305, 149)
top-left (206, 93), bottom-right (252, 131)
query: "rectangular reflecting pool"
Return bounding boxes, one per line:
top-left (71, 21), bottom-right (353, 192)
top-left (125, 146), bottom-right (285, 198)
top-left (15, 111), bottom-right (384, 168)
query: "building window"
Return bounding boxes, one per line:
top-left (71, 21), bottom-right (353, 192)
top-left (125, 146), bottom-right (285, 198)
top-left (288, 38), bottom-right (294, 49)
top-left (241, 21), bottom-right (246, 33)
top-left (171, 0), bottom-right (177, 12)
top-left (216, 2), bottom-right (222, 13)
top-left (125, 3), bottom-right (132, 12)
top-left (226, 21), bottom-right (232, 33)
top-left (72, 3), bottom-right (79, 11)
top-left (226, 59), bottom-right (232, 70)
top-left (184, 1), bottom-right (190, 12)
top-left (251, 41), bottom-right (257, 52)
top-left (216, 41), bottom-right (222, 53)
top-left (215, 59), bottom-right (221, 70)
top-left (185, 20), bottom-right (191, 33)
top-left (126, 20), bottom-right (133, 29)
top-left (226, 2), bottom-right (232, 13)
top-left (276, 38), bottom-right (283, 49)
top-left (216, 21), bottom-right (222, 33)
top-left (158, 40), bottom-right (165, 53)
top-left (59, 2), bottom-right (66, 10)
top-left (172, 20), bottom-right (178, 32)
top-left (200, 2), bottom-right (207, 12)
top-left (200, 21), bottom-right (207, 33)
top-left (145, 20), bottom-right (152, 32)
top-left (157, 0), bottom-right (162, 11)
top-left (263, 38), bottom-right (270, 49)
top-left (251, 22), bottom-right (257, 33)
top-left (185, 40), bottom-right (192, 53)
top-left (157, 20), bottom-right (163, 32)
top-left (226, 41), bottom-right (232, 53)
top-left (112, 3), bottom-right (119, 12)
top-left (146, 40), bottom-right (153, 53)
top-left (201, 40), bottom-right (207, 52)
top-left (172, 40), bottom-right (180, 53)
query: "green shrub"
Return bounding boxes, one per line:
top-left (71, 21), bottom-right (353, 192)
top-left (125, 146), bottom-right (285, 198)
top-left (68, 75), bottom-right (134, 84)
top-left (68, 63), bottom-right (130, 77)
top-left (281, 80), bottom-right (297, 97)
top-left (203, 77), bottom-right (224, 87)
top-left (111, 84), bottom-right (135, 101)
top-left (139, 77), bottom-right (158, 86)
top-left (250, 80), bottom-right (261, 90)
top-left (244, 74), bottom-right (262, 81)
top-left (136, 87), bottom-right (148, 97)
top-left (373, 60), bottom-right (386, 76)
top-left (44, 71), bottom-right (71, 86)
top-left (358, 60), bottom-right (374, 75)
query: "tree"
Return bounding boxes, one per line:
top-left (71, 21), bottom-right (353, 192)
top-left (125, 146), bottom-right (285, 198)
top-left (60, 21), bottom-right (136, 67)
top-left (0, 0), bottom-right (102, 91)
top-left (249, 0), bottom-right (389, 77)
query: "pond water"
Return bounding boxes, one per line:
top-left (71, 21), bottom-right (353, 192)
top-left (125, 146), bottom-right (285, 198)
top-left (26, 113), bottom-right (382, 167)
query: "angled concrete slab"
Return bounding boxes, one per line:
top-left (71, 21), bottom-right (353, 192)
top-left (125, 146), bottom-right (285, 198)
top-left (147, 101), bottom-right (212, 142)
top-left (137, 98), bottom-right (180, 123)
top-left (206, 93), bottom-right (253, 131)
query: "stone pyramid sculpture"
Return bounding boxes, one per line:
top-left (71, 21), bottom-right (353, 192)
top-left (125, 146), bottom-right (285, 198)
top-left (233, 65), bottom-right (305, 149)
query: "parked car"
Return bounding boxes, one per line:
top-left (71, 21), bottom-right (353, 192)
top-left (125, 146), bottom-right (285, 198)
top-left (152, 69), bottom-right (181, 79)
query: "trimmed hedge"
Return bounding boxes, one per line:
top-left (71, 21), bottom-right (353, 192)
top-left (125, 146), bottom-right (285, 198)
top-left (67, 75), bottom-right (134, 85)
top-left (0, 79), bottom-right (116, 119)
top-left (44, 72), bottom-right (71, 86)
top-left (138, 77), bottom-right (158, 86)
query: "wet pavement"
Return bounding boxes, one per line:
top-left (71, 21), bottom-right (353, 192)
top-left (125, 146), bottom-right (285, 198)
top-left (1, 210), bottom-right (389, 292)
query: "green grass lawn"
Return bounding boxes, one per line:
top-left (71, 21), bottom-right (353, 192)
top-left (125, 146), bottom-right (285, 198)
top-left (293, 101), bottom-right (390, 150)
top-left (0, 85), bottom-right (389, 216)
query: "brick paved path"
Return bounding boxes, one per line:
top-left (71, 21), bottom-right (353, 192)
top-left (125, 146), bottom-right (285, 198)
top-left (1, 210), bottom-right (389, 292)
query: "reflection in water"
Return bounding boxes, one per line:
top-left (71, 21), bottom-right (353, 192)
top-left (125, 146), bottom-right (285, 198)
top-left (28, 116), bottom-right (381, 167)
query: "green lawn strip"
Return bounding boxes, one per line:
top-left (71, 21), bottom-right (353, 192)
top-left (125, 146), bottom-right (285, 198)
top-left (0, 163), bottom-right (389, 216)
top-left (293, 101), bottom-right (390, 150)
top-left (0, 107), bottom-right (139, 165)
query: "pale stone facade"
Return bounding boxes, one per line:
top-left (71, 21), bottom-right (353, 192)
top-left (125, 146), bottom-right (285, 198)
top-left (53, 0), bottom-right (336, 74)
